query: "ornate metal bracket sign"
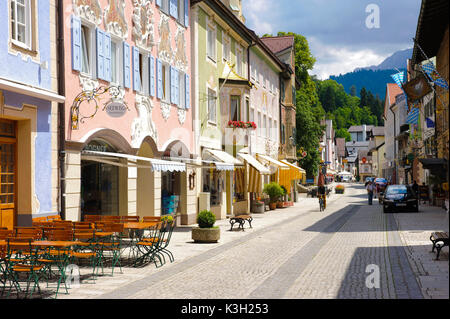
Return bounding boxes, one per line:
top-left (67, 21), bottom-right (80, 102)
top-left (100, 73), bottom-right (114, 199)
top-left (70, 85), bottom-right (129, 129)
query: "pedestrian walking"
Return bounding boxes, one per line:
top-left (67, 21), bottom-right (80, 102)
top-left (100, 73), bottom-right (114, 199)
top-left (366, 180), bottom-right (374, 205)
top-left (412, 180), bottom-right (419, 196)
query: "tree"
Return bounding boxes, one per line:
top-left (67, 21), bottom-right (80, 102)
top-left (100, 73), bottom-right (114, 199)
top-left (350, 85), bottom-right (357, 97)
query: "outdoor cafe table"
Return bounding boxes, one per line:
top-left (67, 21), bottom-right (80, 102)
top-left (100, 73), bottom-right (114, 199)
top-left (122, 222), bottom-right (158, 261)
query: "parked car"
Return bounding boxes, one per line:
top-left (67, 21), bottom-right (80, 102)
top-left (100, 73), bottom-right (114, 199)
top-left (374, 177), bottom-right (388, 200)
top-left (341, 175), bottom-right (351, 182)
top-left (382, 184), bottom-right (419, 213)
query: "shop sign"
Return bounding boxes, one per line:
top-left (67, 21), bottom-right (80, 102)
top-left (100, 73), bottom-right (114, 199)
top-left (105, 102), bottom-right (127, 118)
top-left (84, 144), bottom-right (108, 152)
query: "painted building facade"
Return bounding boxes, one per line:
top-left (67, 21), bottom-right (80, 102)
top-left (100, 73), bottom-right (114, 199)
top-left (0, 0), bottom-right (65, 229)
top-left (63, 0), bottom-right (194, 223)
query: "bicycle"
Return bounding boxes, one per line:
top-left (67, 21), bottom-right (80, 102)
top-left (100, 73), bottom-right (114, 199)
top-left (318, 194), bottom-right (326, 211)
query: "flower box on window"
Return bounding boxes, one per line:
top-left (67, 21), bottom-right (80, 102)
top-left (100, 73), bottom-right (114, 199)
top-left (227, 120), bottom-right (257, 130)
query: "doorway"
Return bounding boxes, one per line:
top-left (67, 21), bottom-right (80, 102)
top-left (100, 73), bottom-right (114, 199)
top-left (0, 119), bottom-right (16, 230)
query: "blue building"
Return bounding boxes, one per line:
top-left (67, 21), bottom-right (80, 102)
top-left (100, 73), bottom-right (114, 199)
top-left (0, 0), bottom-right (65, 228)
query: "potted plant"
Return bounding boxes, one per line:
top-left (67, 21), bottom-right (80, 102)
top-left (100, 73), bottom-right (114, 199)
top-left (263, 182), bottom-right (284, 210)
top-left (335, 184), bottom-right (345, 194)
top-left (192, 210), bottom-right (220, 243)
top-left (251, 198), bottom-right (265, 214)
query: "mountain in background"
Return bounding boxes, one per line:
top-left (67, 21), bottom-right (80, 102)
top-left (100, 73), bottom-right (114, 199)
top-left (329, 48), bottom-right (412, 100)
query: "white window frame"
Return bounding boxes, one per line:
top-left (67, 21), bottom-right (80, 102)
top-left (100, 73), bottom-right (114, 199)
top-left (207, 86), bottom-right (217, 125)
top-left (177, 0), bottom-right (185, 26)
top-left (10, 0), bottom-right (32, 50)
top-left (206, 20), bottom-right (216, 63)
top-left (178, 70), bottom-right (186, 108)
top-left (222, 32), bottom-right (230, 62)
top-left (161, 61), bottom-right (171, 103)
top-left (138, 51), bottom-right (150, 95)
top-left (235, 44), bottom-right (243, 76)
top-left (160, 0), bottom-right (169, 14)
top-left (110, 36), bottom-right (123, 86)
top-left (80, 22), bottom-right (96, 78)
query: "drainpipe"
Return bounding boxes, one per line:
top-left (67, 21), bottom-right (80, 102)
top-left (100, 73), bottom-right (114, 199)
top-left (389, 104), bottom-right (396, 184)
top-left (57, 0), bottom-right (66, 219)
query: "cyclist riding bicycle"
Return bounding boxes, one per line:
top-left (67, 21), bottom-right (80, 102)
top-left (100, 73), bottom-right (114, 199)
top-left (317, 171), bottom-right (326, 210)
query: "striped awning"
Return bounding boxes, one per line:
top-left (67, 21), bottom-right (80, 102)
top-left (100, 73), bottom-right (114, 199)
top-left (248, 165), bottom-right (262, 193)
top-left (256, 154), bottom-right (290, 170)
top-left (279, 160), bottom-right (305, 190)
top-left (237, 153), bottom-right (271, 175)
top-left (81, 150), bottom-right (186, 172)
top-left (234, 167), bottom-right (246, 194)
top-left (203, 149), bottom-right (242, 171)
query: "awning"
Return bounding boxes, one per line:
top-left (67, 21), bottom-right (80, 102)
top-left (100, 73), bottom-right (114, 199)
top-left (203, 148), bottom-right (242, 171)
top-left (279, 160), bottom-right (305, 190)
top-left (237, 153), bottom-right (270, 175)
top-left (256, 154), bottom-right (290, 170)
top-left (326, 169), bottom-right (337, 175)
top-left (81, 150), bottom-right (186, 172)
top-left (338, 171), bottom-right (353, 176)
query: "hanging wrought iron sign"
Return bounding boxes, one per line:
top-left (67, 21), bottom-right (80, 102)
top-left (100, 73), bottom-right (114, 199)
top-left (70, 85), bottom-right (129, 129)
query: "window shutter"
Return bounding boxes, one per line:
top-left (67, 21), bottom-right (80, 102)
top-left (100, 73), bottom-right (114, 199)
top-left (71, 15), bottom-right (82, 72)
top-left (169, 0), bottom-right (178, 18)
top-left (185, 74), bottom-right (190, 109)
top-left (156, 0), bottom-right (162, 6)
top-left (96, 28), bottom-right (105, 80)
top-left (104, 32), bottom-right (111, 82)
top-left (184, 0), bottom-right (189, 27)
top-left (123, 42), bottom-right (131, 88)
top-left (156, 58), bottom-right (163, 99)
top-left (149, 56), bottom-right (155, 97)
top-left (132, 46), bottom-right (140, 91)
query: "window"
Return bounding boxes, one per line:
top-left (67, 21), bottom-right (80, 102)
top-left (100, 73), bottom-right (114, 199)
top-left (81, 25), bottom-right (92, 75)
top-left (245, 98), bottom-right (250, 122)
top-left (249, 107), bottom-right (254, 122)
top-left (230, 96), bottom-right (240, 121)
top-left (207, 22), bottom-right (216, 62)
top-left (263, 115), bottom-right (267, 137)
top-left (179, 71), bottom-right (186, 108)
top-left (110, 39), bottom-right (123, 85)
top-left (235, 45), bottom-right (242, 75)
top-left (177, 0), bottom-right (185, 25)
top-left (208, 88), bottom-right (216, 123)
top-left (138, 52), bottom-right (149, 94)
top-left (161, 63), bottom-right (170, 102)
top-left (257, 112), bottom-right (261, 136)
top-left (223, 33), bottom-right (230, 61)
top-left (269, 118), bottom-right (272, 139)
top-left (10, 0), bottom-right (32, 50)
top-left (160, 0), bottom-right (169, 14)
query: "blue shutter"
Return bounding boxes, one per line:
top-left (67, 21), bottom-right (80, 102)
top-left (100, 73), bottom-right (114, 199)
top-left (123, 42), bottom-right (131, 88)
top-left (184, 0), bottom-right (189, 27)
top-left (71, 15), bottom-right (81, 72)
top-left (156, 0), bottom-right (162, 6)
top-left (185, 74), bottom-right (190, 109)
top-left (132, 46), bottom-right (140, 91)
top-left (104, 32), bottom-right (111, 82)
top-left (169, 0), bottom-right (178, 18)
top-left (96, 28), bottom-right (105, 80)
top-left (156, 59), bottom-right (163, 99)
top-left (149, 56), bottom-right (155, 97)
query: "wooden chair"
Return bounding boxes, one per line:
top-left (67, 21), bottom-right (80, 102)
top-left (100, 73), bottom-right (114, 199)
top-left (83, 214), bottom-right (102, 223)
top-left (120, 216), bottom-right (140, 223)
top-left (0, 229), bottom-right (14, 240)
top-left (46, 215), bottom-right (62, 222)
top-left (14, 227), bottom-right (43, 240)
top-left (51, 221), bottom-right (73, 229)
top-left (142, 216), bottom-right (161, 223)
top-left (73, 222), bottom-right (93, 231)
top-left (101, 216), bottom-right (121, 223)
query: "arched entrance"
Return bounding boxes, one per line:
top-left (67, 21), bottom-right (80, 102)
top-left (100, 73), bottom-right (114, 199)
top-left (80, 139), bottom-right (120, 220)
top-left (136, 137), bottom-right (158, 217)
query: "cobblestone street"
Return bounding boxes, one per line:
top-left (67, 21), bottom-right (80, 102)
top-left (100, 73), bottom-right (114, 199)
top-left (58, 183), bottom-right (449, 299)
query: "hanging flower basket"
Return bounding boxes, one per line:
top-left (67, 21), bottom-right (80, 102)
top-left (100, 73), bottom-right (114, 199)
top-left (228, 120), bottom-right (257, 130)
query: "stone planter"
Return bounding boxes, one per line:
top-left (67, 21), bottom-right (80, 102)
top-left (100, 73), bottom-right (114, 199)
top-left (251, 202), bottom-right (265, 214)
top-left (269, 202), bottom-right (277, 210)
top-left (276, 201), bottom-right (283, 208)
top-left (335, 189), bottom-right (345, 194)
top-left (192, 227), bottom-right (220, 243)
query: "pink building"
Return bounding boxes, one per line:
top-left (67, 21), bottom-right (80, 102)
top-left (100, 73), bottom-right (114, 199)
top-left (62, 0), bottom-right (195, 223)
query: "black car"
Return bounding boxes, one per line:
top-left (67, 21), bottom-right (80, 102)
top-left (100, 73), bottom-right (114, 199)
top-left (382, 185), bottom-right (419, 213)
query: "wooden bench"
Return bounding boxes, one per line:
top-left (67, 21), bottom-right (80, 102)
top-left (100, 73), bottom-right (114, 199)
top-left (229, 215), bottom-right (253, 231)
top-left (430, 232), bottom-right (449, 260)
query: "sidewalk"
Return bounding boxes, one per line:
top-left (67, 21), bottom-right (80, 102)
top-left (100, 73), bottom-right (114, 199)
top-left (394, 204), bottom-right (449, 299)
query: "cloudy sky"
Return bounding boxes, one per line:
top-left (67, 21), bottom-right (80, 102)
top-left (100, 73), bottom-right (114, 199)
top-left (242, 0), bottom-right (422, 79)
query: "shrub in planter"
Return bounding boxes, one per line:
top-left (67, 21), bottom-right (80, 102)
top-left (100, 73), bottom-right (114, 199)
top-left (192, 210), bottom-right (220, 243)
top-left (335, 185), bottom-right (345, 194)
top-left (263, 182), bottom-right (284, 208)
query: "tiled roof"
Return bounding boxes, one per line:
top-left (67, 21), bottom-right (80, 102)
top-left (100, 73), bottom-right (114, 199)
top-left (371, 126), bottom-right (385, 136)
top-left (260, 36), bottom-right (294, 54)
top-left (386, 83), bottom-right (403, 107)
top-left (348, 125), bottom-right (374, 133)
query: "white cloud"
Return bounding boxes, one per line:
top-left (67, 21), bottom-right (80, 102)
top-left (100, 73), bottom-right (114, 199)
top-left (242, 0), bottom-right (274, 35)
top-left (308, 37), bottom-right (387, 80)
